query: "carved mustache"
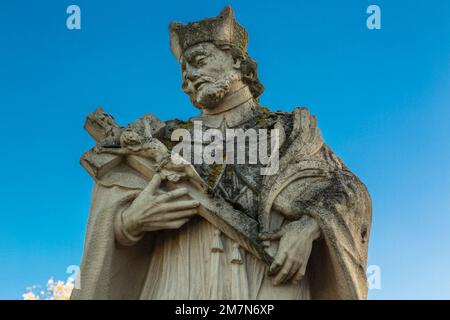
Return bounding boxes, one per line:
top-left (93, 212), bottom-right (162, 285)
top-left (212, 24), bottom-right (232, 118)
top-left (182, 75), bottom-right (216, 93)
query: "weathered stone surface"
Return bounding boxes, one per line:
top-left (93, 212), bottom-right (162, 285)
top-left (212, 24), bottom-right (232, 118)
top-left (81, 108), bottom-right (273, 264)
top-left (72, 6), bottom-right (371, 300)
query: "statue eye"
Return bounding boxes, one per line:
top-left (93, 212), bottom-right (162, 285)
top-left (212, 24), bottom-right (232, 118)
top-left (194, 55), bottom-right (207, 65)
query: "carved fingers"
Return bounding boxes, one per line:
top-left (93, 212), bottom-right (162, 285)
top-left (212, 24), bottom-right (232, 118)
top-left (153, 187), bottom-right (189, 203)
top-left (122, 173), bottom-right (200, 234)
top-left (158, 209), bottom-right (198, 221)
top-left (269, 242), bottom-right (310, 286)
top-left (268, 250), bottom-right (286, 276)
top-left (140, 207), bottom-right (199, 232)
top-left (126, 174), bottom-right (162, 213)
top-left (269, 243), bottom-right (303, 285)
top-left (137, 195), bottom-right (199, 220)
top-left (266, 217), bottom-right (319, 286)
top-left (292, 257), bottom-right (309, 285)
top-left (142, 218), bottom-right (190, 231)
top-left (141, 199), bottom-right (199, 219)
top-left (154, 200), bottom-right (200, 212)
top-left (143, 174), bottom-right (163, 197)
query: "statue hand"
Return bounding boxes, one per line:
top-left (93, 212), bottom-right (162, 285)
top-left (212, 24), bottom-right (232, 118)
top-left (259, 216), bottom-right (321, 286)
top-left (121, 174), bottom-right (200, 236)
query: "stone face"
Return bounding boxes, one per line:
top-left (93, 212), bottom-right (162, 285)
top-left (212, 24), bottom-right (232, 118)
top-left (72, 6), bottom-right (372, 300)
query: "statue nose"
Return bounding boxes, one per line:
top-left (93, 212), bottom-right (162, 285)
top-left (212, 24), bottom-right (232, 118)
top-left (182, 75), bottom-right (195, 93)
top-left (182, 70), bottom-right (201, 93)
top-left (186, 72), bottom-right (200, 82)
top-left (184, 63), bottom-right (201, 82)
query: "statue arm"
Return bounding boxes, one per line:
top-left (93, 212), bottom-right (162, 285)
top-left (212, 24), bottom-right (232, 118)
top-left (259, 202), bottom-right (322, 286)
top-left (114, 206), bottom-right (145, 246)
top-left (111, 174), bottom-right (200, 247)
top-left (265, 171), bottom-right (372, 298)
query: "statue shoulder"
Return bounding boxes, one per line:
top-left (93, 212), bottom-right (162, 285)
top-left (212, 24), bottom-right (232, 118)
top-left (259, 106), bottom-right (321, 147)
top-left (261, 106), bottom-right (318, 130)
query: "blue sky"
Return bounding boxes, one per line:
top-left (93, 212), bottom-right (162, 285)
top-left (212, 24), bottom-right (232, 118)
top-left (0, 0), bottom-right (449, 299)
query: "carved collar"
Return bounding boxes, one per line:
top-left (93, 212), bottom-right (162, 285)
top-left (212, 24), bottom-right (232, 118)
top-left (201, 85), bottom-right (253, 115)
top-left (190, 88), bottom-right (260, 129)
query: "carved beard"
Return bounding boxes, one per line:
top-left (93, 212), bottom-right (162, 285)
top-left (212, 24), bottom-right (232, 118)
top-left (191, 72), bottom-right (241, 109)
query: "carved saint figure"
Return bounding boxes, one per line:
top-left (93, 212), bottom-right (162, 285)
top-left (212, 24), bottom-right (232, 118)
top-left (72, 6), bottom-right (372, 300)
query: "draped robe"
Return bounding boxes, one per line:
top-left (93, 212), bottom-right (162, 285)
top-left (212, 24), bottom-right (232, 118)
top-left (71, 106), bottom-right (371, 300)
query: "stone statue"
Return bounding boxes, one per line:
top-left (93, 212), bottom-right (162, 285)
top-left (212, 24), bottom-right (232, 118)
top-left (71, 6), bottom-right (372, 300)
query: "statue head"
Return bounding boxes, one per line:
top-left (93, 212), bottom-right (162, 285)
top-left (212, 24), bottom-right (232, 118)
top-left (169, 6), bottom-right (264, 110)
